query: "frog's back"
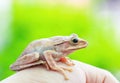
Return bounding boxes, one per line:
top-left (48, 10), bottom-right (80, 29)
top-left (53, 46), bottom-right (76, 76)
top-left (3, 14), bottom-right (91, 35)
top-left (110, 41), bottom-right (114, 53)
top-left (20, 35), bottom-right (66, 57)
top-left (19, 39), bottom-right (42, 56)
top-left (20, 38), bottom-right (54, 57)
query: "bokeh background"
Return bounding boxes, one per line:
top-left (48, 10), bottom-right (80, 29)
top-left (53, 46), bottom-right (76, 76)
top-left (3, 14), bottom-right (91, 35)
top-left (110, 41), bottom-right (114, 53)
top-left (0, 0), bottom-right (120, 81)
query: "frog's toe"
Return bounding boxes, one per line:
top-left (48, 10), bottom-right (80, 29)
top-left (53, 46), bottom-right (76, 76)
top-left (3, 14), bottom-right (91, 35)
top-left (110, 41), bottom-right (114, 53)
top-left (60, 66), bottom-right (73, 72)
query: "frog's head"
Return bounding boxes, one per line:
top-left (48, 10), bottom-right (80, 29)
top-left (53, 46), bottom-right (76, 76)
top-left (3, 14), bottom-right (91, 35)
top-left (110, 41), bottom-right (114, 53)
top-left (51, 33), bottom-right (88, 55)
top-left (65, 33), bottom-right (88, 51)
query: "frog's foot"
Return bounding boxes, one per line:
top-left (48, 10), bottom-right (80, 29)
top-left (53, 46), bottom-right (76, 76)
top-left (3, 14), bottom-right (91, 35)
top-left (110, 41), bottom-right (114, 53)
top-left (65, 61), bottom-right (75, 66)
top-left (60, 57), bottom-right (75, 66)
top-left (60, 66), bottom-right (73, 72)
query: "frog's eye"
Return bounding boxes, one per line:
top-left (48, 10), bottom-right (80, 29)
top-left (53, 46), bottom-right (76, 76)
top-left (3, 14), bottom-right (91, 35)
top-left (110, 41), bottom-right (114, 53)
top-left (71, 38), bottom-right (79, 44)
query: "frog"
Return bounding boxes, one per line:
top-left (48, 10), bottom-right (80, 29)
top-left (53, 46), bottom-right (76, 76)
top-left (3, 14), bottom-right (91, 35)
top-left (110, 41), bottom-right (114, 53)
top-left (10, 33), bottom-right (88, 80)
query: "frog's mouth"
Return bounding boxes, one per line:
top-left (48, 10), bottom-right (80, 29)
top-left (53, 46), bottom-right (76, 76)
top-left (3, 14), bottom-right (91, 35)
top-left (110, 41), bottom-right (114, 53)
top-left (67, 40), bottom-right (88, 50)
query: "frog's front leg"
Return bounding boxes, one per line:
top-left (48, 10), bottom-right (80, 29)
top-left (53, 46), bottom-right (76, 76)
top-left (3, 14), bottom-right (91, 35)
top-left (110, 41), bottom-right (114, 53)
top-left (60, 57), bottom-right (75, 66)
top-left (43, 50), bottom-right (70, 80)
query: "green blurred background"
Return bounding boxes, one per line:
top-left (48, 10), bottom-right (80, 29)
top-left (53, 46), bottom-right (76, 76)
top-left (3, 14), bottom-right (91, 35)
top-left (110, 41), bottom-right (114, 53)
top-left (0, 0), bottom-right (120, 81)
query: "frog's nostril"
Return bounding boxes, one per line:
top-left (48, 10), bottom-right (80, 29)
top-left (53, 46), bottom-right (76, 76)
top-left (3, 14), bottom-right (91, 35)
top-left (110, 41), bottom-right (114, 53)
top-left (79, 40), bottom-right (88, 46)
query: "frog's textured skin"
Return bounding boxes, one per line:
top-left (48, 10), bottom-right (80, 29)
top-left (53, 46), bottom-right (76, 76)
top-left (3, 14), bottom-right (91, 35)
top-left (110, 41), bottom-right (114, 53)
top-left (10, 34), bottom-right (88, 80)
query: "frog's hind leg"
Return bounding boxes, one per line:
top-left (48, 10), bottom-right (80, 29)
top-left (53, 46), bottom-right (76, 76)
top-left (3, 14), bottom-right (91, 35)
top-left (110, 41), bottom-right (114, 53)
top-left (15, 60), bottom-right (45, 71)
top-left (10, 52), bottom-right (45, 71)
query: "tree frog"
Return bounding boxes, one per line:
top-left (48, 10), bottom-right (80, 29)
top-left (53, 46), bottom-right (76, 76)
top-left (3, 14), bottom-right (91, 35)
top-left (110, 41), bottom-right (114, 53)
top-left (10, 33), bottom-right (88, 80)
